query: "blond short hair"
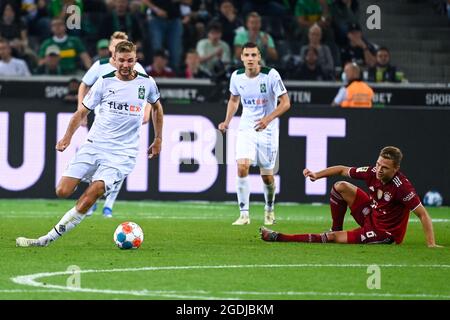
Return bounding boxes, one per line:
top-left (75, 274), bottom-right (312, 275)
top-left (110, 31), bottom-right (128, 41)
top-left (115, 40), bottom-right (136, 54)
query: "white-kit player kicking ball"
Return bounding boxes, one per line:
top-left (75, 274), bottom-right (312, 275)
top-left (78, 31), bottom-right (147, 218)
top-left (16, 41), bottom-right (164, 247)
top-left (218, 42), bottom-right (291, 225)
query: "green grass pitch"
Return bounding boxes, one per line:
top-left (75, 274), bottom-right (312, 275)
top-left (0, 199), bottom-right (449, 300)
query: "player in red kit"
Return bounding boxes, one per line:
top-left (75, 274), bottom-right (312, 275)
top-left (261, 146), bottom-right (442, 247)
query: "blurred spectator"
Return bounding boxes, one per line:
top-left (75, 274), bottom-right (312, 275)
top-left (294, 0), bottom-right (332, 42)
top-left (38, 17), bottom-right (92, 74)
top-left (92, 38), bottom-right (110, 62)
top-left (339, 22), bottom-right (376, 68)
top-left (295, 46), bottom-right (331, 80)
top-left (0, 2), bottom-right (27, 48)
top-left (212, 0), bottom-right (243, 50)
top-left (234, 11), bottom-right (278, 65)
top-left (240, 0), bottom-right (288, 18)
top-left (63, 77), bottom-right (80, 102)
top-left (196, 22), bottom-right (231, 76)
top-left (367, 47), bottom-right (404, 83)
top-left (34, 44), bottom-right (63, 75)
top-left (143, 0), bottom-right (184, 73)
top-left (182, 48), bottom-right (211, 78)
top-left (23, 0), bottom-right (52, 41)
top-left (0, 2), bottom-right (37, 69)
top-left (299, 23), bottom-right (334, 78)
top-left (0, 38), bottom-right (31, 76)
top-left (99, 0), bottom-right (143, 44)
top-left (332, 62), bottom-right (373, 108)
top-left (145, 49), bottom-right (176, 78)
top-left (181, 0), bottom-right (208, 57)
top-left (330, 0), bottom-right (359, 47)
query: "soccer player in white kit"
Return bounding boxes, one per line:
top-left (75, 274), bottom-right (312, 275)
top-left (218, 42), bottom-right (291, 225)
top-left (78, 32), bottom-right (147, 218)
top-left (16, 41), bottom-right (164, 247)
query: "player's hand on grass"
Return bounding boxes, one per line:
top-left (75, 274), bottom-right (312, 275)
top-left (55, 137), bottom-right (70, 152)
top-left (148, 137), bottom-right (162, 159)
top-left (303, 168), bottom-right (318, 181)
top-left (218, 122), bottom-right (228, 133)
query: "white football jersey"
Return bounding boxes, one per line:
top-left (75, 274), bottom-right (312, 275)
top-left (230, 66), bottom-right (287, 131)
top-left (82, 71), bottom-right (160, 157)
top-left (82, 58), bottom-right (147, 86)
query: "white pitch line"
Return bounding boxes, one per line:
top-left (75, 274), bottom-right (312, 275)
top-left (0, 289), bottom-right (66, 293)
top-left (223, 290), bottom-right (450, 299)
top-left (1, 212), bottom-right (449, 223)
top-left (10, 264), bottom-right (450, 299)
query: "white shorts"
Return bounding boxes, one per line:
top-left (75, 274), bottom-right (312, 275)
top-left (235, 128), bottom-right (279, 172)
top-left (63, 143), bottom-right (135, 196)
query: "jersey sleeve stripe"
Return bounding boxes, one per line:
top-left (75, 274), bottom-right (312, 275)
top-left (149, 97), bottom-right (160, 104)
top-left (411, 203), bottom-right (422, 212)
top-left (82, 103), bottom-right (93, 111)
top-left (347, 167), bottom-right (353, 177)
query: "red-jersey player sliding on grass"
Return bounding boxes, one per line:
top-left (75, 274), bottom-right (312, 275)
top-left (261, 146), bottom-right (442, 247)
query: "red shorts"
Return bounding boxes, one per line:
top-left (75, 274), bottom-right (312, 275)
top-left (346, 188), bottom-right (395, 244)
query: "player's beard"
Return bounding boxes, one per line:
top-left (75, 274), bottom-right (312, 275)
top-left (119, 67), bottom-right (134, 80)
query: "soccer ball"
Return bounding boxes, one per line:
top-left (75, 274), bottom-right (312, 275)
top-left (423, 191), bottom-right (443, 207)
top-left (114, 222), bottom-right (144, 249)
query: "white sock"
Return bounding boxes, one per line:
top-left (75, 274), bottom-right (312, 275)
top-left (104, 179), bottom-right (124, 209)
top-left (45, 207), bottom-right (86, 242)
top-left (264, 182), bottom-right (276, 212)
top-left (236, 176), bottom-right (250, 217)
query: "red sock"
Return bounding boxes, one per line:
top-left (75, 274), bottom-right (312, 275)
top-left (330, 186), bottom-right (348, 231)
top-left (277, 233), bottom-right (328, 243)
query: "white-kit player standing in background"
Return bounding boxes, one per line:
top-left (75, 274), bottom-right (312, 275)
top-left (16, 41), bottom-right (164, 247)
top-left (218, 42), bottom-right (291, 226)
top-left (78, 32), bottom-right (147, 218)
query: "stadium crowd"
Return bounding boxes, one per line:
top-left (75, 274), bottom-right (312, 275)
top-left (1, 0), bottom-right (445, 82)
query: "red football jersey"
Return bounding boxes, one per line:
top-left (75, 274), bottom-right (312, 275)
top-left (349, 166), bottom-right (422, 244)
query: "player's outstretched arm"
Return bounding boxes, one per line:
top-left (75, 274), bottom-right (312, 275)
top-left (218, 94), bottom-right (240, 133)
top-left (148, 100), bottom-right (163, 159)
top-left (254, 93), bottom-right (290, 131)
top-left (413, 205), bottom-right (443, 248)
top-left (303, 165), bottom-right (351, 181)
top-left (56, 106), bottom-right (90, 152)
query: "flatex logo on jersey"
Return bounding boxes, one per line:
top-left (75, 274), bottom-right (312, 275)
top-left (242, 97), bottom-right (268, 108)
top-left (107, 101), bottom-right (142, 116)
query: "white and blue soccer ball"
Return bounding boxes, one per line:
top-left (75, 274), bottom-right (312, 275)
top-left (423, 191), bottom-right (443, 207)
top-left (114, 222), bottom-right (144, 249)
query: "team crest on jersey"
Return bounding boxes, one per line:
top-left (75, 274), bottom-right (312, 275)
top-left (383, 192), bottom-right (392, 202)
top-left (260, 83), bottom-right (266, 93)
top-left (138, 86), bottom-right (145, 99)
top-left (377, 189), bottom-right (383, 200)
top-left (362, 207), bottom-right (371, 216)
